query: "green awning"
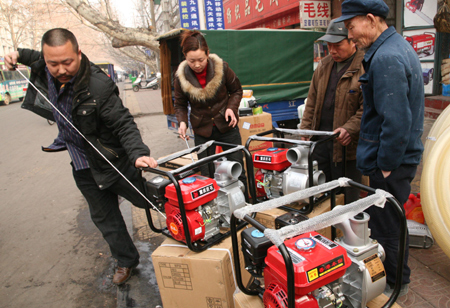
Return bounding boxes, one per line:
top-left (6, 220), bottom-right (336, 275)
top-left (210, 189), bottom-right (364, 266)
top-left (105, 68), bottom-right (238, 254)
top-left (201, 29), bottom-right (323, 104)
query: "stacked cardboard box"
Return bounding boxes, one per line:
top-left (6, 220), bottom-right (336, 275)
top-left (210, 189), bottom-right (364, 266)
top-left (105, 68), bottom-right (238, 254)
top-left (238, 112), bottom-right (273, 152)
top-left (158, 153), bottom-right (198, 172)
top-left (255, 194), bottom-right (345, 239)
top-left (152, 230), bottom-right (251, 308)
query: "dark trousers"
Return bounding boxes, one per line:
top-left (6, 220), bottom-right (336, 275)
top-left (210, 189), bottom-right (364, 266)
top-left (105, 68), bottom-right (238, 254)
top-left (312, 140), bottom-right (362, 203)
top-left (194, 126), bottom-right (247, 196)
top-left (72, 165), bottom-right (148, 268)
top-left (366, 164), bottom-right (417, 286)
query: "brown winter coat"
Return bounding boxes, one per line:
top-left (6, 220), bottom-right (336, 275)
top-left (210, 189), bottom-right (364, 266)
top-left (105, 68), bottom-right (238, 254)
top-left (300, 49), bottom-right (365, 162)
top-left (174, 54), bottom-right (243, 138)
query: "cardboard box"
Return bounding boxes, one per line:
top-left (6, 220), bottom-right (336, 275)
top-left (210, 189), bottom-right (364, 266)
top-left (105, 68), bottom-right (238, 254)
top-left (233, 292), bottom-right (402, 308)
top-left (158, 153), bottom-right (198, 172)
top-left (239, 112), bottom-right (273, 152)
top-left (234, 292), bottom-right (264, 308)
top-left (152, 231), bottom-right (251, 308)
top-left (254, 194), bottom-right (345, 239)
top-left (367, 294), bottom-right (402, 308)
top-left (362, 175), bottom-right (370, 187)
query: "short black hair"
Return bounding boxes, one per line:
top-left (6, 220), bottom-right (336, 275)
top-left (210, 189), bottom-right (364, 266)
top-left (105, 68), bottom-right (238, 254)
top-left (41, 28), bottom-right (79, 53)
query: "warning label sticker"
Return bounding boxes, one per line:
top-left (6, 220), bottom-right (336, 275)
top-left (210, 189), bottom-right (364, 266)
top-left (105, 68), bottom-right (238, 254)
top-left (364, 254), bottom-right (386, 282)
top-left (306, 255), bottom-right (345, 282)
top-left (313, 234), bottom-right (339, 250)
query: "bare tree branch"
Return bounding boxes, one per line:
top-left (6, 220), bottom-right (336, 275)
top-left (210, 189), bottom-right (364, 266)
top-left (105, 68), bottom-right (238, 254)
top-left (64, 0), bottom-right (159, 51)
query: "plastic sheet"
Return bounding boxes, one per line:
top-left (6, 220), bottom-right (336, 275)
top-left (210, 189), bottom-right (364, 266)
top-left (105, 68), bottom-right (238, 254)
top-left (274, 128), bottom-right (335, 136)
top-left (423, 105), bottom-right (450, 161)
top-left (247, 128), bottom-right (335, 145)
top-left (421, 125), bottom-right (450, 259)
top-left (248, 135), bottom-right (312, 145)
top-left (233, 178), bottom-right (351, 220)
top-left (264, 191), bottom-right (389, 247)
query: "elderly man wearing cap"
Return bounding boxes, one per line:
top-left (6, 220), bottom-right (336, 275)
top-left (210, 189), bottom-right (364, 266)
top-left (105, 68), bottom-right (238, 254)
top-left (336, 0), bottom-right (424, 297)
top-left (300, 19), bottom-right (364, 203)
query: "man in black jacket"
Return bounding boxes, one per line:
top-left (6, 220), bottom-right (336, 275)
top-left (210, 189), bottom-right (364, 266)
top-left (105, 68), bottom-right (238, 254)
top-left (5, 28), bottom-right (157, 285)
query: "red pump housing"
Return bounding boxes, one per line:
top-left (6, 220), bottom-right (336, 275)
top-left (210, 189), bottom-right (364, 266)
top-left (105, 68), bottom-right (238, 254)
top-left (263, 231), bottom-right (351, 307)
top-left (253, 147), bottom-right (291, 171)
top-left (165, 175), bottom-right (219, 210)
top-left (164, 175), bottom-right (219, 243)
top-left (165, 202), bottom-right (205, 242)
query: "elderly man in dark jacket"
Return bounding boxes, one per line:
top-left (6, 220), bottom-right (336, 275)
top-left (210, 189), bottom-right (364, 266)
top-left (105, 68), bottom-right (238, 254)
top-left (336, 0), bottom-right (424, 297)
top-left (5, 28), bottom-right (157, 285)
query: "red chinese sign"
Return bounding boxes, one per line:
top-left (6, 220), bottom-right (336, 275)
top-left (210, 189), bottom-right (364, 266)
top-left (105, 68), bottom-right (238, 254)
top-left (300, 0), bottom-right (331, 28)
top-left (223, 0), bottom-right (300, 29)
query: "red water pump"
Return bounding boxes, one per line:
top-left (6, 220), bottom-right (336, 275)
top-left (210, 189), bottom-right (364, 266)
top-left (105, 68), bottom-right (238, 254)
top-left (240, 212), bottom-right (388, 308)
top-left (253, 146), bottom-right (325, 200)
top-left (165, 175), bottom-right (219, 242)
top-left (164, 160), bottom-right (247, 243)
top-left (263, 231), bottom-right (351, 308)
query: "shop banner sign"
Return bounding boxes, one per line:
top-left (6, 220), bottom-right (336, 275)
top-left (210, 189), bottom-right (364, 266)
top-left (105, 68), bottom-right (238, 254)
top-left (205, 0), bottom-right (225, 29)
top-left (300, 0), bottom-right (331, 29)
top-left (179, 0), bottom-right (201, 29)
top-left (224, 0), bottom-right (300, 29)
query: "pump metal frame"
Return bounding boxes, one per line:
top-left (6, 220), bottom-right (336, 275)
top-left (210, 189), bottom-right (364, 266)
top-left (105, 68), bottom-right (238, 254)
top-left (230, 180), bottom-right (407, 308)
top-left (142, 141), bottom-right (257, 252)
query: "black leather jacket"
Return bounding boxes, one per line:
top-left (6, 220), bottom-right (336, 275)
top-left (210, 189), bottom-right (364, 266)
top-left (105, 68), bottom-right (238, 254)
top-left (18, 48), bottom-right (150, 188)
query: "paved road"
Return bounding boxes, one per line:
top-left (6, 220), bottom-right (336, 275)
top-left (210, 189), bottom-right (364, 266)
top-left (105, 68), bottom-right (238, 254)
top-left (0, 82), bottom-right (187, 308)
top-left (0, 101), bottom-right (118, 307)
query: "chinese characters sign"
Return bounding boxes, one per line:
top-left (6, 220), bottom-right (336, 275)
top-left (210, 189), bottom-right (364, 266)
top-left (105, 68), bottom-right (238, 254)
top-left (180, 0), bottom-right (201, 29)
top-left (205, 0), bottom-right (225, 29)
top-left (223, 0), bottom-right (300, 29)
top-left (300, 0), bottom-right (331, 29)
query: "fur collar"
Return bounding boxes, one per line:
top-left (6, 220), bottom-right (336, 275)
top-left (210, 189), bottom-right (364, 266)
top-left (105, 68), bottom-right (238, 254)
top-left (176, 53), bottom-right (224, 101)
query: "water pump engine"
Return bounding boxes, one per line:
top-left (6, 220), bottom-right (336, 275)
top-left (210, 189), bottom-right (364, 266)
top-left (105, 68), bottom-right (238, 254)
top-left (253, 146), bottom-right (325, 200)
top-left (164, 160), bottom-right (247, 243)
top-left (244, 212), bottom-right (387, 308)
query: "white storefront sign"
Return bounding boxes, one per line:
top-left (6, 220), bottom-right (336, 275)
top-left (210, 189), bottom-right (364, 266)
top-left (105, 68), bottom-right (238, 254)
top-left (300, 0), bottom-right (331, 29)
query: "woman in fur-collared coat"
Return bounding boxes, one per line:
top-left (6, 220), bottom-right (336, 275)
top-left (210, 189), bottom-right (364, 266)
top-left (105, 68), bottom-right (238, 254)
top-left (174, 30), bottom-right (247, 192)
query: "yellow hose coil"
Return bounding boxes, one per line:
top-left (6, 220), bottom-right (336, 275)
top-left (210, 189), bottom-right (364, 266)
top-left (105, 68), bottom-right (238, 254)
top-left (423, 105), bottom-right (450, 161)
top-left (420, 125), bottom-right (450, 259)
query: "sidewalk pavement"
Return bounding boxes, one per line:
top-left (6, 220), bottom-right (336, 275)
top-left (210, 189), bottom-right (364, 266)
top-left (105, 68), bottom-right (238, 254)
top-left (122, 82), bottom-right (164, 116)
top-left (117, 81), bottom-right (167, 308)
top-left (118, 85), bottom-right (450, 308)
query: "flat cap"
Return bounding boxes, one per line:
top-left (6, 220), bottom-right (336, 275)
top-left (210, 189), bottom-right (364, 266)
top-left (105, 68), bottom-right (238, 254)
top-left (318, 19), bottom-right (348, 43)
top-left (335, 0), bottom-right (389, 23)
